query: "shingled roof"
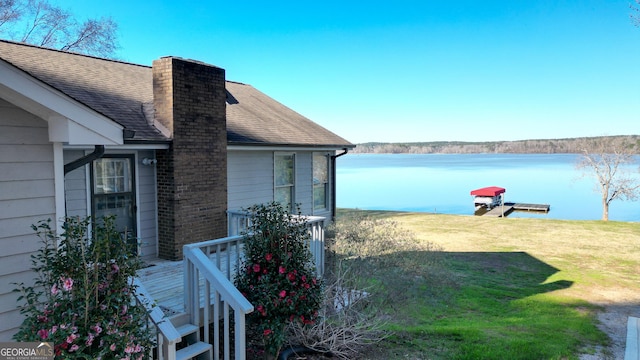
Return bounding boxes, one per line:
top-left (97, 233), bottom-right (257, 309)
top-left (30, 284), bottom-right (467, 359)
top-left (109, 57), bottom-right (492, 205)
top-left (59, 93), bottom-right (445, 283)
top-left (0, 39), bottom-right (353, 148)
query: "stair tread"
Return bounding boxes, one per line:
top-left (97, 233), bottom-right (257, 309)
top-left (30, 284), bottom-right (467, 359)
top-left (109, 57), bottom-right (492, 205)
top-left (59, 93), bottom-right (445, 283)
top-left (175, 323), bottom-right (199, 337)
top-left (176, 341), bottom-right (212, 360)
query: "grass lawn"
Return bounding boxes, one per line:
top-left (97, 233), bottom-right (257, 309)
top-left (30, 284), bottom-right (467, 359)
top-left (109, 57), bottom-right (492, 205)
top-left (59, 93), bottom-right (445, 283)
top-left (334, 210), bottom-right (640, 360)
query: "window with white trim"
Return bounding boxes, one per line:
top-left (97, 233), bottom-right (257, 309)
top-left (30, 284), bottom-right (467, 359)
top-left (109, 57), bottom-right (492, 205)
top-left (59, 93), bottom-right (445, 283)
top-left (275, 153), bottom-right (295, 211)
top-left (313, 153), bottom-right (329, 211)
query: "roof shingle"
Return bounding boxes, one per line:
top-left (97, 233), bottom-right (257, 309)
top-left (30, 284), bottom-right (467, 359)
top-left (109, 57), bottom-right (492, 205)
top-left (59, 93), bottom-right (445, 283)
top-left (0, 40), bottom-right (353, 148)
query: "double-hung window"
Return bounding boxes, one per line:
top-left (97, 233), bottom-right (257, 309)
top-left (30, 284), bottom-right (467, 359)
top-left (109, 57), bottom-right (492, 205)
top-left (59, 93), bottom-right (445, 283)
top-left (275, 153), bottom-right (295, 211)
top-left (313, 153), bottom-right (329, 211)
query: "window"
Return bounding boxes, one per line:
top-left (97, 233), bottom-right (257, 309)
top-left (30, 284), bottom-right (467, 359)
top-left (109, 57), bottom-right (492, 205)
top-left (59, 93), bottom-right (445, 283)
top-left (92, 156), bottom-right (137, 254)
top-left (275, 153), bottom-right (295, 211)
top-left (313, 153), bottom-right (329, 211)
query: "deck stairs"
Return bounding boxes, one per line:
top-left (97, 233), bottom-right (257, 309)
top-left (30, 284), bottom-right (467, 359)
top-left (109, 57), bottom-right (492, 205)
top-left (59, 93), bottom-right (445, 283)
top-left (133, 278), bottom-right (214, 360)
top-left (171, 313), bottom-right (213, 360)
top-left (134, 213), bottom-right (326, 360)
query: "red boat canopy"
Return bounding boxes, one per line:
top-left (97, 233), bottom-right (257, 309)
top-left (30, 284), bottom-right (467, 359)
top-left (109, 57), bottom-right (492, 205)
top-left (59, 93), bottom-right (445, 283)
top-left (470, 186), bottom-right (506, 197)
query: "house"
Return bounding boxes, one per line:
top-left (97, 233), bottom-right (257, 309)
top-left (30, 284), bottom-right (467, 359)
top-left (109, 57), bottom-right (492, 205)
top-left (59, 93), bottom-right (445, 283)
top-left (0, 39), bottom-right (354, 341)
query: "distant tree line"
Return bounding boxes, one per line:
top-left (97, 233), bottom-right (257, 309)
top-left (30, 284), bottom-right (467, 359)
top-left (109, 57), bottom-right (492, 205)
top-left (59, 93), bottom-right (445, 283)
top-left (352, 135), bottom-right (640, 154)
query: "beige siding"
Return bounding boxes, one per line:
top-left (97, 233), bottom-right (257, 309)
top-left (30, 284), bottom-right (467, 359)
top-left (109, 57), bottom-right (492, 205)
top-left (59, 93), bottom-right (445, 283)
top-left (0, 98), bottom-right (55, 341)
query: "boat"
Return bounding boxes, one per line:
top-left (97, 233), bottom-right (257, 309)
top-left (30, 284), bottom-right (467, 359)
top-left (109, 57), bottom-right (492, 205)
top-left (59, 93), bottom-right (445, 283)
top-left (470, 186), bottom-right (505, 210)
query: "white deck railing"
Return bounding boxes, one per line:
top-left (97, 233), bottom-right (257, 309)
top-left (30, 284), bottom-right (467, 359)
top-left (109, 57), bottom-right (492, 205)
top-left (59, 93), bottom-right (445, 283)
top-left (132, 277), bottom-right (182, 360)
top-left (227, 210), bottom-right (326, 276)
top-left (184, 236), bottom-right (254, 360)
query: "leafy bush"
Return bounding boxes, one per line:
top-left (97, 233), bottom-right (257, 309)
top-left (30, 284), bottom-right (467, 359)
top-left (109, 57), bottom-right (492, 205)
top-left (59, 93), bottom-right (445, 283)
top-left (329, 212), bottom-right (424, 259)
top-left (234, 203), bottom-right (323, 358)
top-left (13, 216), bottom-right (153, 359)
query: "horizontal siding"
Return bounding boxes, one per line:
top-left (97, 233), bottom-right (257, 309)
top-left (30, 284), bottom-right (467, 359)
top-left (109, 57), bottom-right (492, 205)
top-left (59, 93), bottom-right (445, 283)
top-left (0, 100), bottom-right (55, 341)
top-left (228, 150), bottom-right (331, 219)
top-left (227, 150), bottom-right (274, 211)
top-left (0, 197), bottom-right (55, 219)
top-left (0, 179), bottom-right (54, 200)
top-left (0, 234), bottom-right (41, 257)
top-left (0, 125), bottom-right (49, 144)
top-left (0, 144), bottom-right (53, 162)
top-left (137, 150), bottom-right (157, 259)
top-left (296, 152), bottom-right (313, 214)
top-left (0, 162), bottom-right (54, 181)
top-left (64, 151), bottom-right (88, 218)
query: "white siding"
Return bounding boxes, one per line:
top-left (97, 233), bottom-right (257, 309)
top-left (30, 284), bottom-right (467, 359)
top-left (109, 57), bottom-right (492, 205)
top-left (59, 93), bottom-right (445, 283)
top-left (136, 150), bottom-right (158, 260)
top-left (295, 152), bottom-right (313, 214)
top-left (0, 98), bottom-right (55, 341)
top-left (64, 150), bottom-right (88, 217)
top-left (227, 150), bottom-right (275, 211)
top-left (227, 150), bottom-right (333, 220)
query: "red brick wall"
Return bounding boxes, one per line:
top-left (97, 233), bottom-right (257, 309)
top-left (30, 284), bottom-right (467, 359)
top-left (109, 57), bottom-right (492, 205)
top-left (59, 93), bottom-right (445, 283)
top-left (153, 57), bottom-right (228, 260)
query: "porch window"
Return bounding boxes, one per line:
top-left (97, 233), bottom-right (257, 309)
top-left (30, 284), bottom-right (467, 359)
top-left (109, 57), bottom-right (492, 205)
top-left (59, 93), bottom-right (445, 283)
top-left (313, 153), bottom-right (329, 211)
top-left (275, 153), bottom-right (295, 211)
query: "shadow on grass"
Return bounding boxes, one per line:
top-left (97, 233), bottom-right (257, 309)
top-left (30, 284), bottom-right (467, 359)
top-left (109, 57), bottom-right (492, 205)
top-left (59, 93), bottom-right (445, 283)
top-left (340, 250), bottom-right (608, 360)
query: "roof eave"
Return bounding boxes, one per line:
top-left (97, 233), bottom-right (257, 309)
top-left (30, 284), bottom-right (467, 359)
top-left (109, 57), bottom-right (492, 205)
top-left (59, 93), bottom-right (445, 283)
top-left (0, 58), bottom-right (124, 145)
top-left (228, 142), bottom-right (356, 151)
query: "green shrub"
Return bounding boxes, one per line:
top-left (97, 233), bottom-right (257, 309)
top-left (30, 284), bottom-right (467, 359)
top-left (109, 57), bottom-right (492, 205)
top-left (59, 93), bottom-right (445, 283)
top-left (235, 203), bottom-right (323, 358)
top-left (13, 216), bottom-right (153, 359)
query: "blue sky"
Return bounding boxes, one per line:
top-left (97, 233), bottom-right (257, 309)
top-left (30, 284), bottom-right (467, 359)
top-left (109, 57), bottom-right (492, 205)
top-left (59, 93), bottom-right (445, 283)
top-left (63, 0), bottom-right (640, 143)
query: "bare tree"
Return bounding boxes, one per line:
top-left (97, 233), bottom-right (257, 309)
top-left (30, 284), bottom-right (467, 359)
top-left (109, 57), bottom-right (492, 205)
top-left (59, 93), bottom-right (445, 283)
top-left (0, 0), bottom-right (118, 58)
top-left (576, 137), bottom-right (640, 221)
top-left (632, 0), bottom-right (640, 27)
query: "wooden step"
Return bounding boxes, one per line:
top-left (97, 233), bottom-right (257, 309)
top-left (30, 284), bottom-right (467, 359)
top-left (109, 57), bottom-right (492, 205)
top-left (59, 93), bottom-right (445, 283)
top-left (176, 341), bottom-right (212, 360)
top-left (176, 323), bottom-right (199, 337)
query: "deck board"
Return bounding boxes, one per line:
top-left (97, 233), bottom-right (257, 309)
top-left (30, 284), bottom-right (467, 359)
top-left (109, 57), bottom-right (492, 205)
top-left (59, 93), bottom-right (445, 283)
top-left (137, 260), bottom-right (186, 313)
top-left (137, 255), bottom-right (238, 314)
top-left (484, 205), bottom-right (513, 217)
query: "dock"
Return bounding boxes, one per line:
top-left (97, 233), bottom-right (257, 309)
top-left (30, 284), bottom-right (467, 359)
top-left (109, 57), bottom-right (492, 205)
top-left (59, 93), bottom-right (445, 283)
top-left (512, 203), bottom-right (550, 212)
top-left (479, 202), bottom-right (550, 217)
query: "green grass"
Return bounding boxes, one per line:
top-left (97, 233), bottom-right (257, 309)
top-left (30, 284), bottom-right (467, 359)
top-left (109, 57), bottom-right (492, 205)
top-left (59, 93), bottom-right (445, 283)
top-left (334, 210), bottom-right (640, 359)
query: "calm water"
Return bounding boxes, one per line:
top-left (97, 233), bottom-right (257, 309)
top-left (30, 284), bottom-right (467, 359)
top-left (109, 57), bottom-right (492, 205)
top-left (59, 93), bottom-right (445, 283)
top-left (336, 153), bottom-right (640, 222)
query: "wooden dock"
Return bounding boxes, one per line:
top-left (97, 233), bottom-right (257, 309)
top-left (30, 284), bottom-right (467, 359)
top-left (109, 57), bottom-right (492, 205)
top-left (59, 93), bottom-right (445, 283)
top-left (483, 205), bottom-right (513, 217)
top-left (512, 203), bottom-right (550, 212)
top-left (478, 203), bottom-right (550, 217)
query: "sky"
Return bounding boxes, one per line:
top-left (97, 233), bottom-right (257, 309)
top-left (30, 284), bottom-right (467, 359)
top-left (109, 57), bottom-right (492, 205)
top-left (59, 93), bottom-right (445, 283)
top-left (58, 0), bottom-right (640, 143)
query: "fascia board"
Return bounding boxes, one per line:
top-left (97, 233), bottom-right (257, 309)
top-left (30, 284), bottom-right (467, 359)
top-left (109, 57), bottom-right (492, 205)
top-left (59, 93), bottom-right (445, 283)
top-left (0, 59), bottom-right (123, 145)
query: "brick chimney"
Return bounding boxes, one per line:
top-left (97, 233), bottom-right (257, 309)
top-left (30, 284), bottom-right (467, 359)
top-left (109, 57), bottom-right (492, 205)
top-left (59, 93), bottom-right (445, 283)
top-left (153, 57), bottom-right (228, 260)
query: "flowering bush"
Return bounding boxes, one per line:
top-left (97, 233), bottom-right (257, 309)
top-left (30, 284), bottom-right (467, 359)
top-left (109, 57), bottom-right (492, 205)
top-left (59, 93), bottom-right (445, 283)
top-left (13, 216), bottom-right (153, 359)
top-left (235, 203), bottom-right (323, 358)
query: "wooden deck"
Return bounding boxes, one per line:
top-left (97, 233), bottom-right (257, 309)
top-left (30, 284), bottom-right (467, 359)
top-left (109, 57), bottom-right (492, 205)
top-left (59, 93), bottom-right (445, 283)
top-left (478, 203), bottom-right (550, 217)
top-left (137, 259), bottom-right (189, 314)
top-left (137, 254), bottom-right (239, 316)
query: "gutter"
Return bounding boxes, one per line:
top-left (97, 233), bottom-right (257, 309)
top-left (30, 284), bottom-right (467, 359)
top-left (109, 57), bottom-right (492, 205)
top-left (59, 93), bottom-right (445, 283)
top-left (330, 148), bottom-right (350, 221)
top-left (63, 145), bottom-right (105, 175)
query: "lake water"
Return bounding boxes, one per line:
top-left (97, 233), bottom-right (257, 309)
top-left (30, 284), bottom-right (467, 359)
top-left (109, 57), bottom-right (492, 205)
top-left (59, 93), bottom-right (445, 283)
top-left (336, 153), bottom-right (640, 222)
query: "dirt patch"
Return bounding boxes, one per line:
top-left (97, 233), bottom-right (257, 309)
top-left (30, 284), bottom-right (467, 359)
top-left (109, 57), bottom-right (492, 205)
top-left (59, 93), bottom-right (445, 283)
top-left (579, 288), bottom-right (640, 360)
